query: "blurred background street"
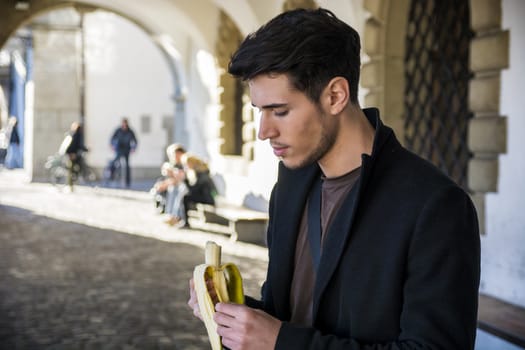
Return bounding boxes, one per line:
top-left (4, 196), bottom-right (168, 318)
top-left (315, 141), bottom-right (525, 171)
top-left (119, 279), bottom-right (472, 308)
top-left (0, 169), bottom-right (268, 349)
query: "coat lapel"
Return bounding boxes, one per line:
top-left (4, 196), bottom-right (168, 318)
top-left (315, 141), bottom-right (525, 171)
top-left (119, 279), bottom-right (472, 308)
top-left (311, 108), bottom-right (394, 319)
top-left (312, 171), bottom-right (363, 319)
top-left (269, 162), bottom-right (320, 319)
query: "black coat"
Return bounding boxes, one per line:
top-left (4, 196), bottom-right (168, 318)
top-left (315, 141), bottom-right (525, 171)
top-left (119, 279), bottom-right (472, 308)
top-left (9, 123), bottom-right (19, 145)
top-left (111, 128), bottom-right (137, 155)
top-left (65, 129), bottom-right (87, 155)
top-left (246, 108), bottom-right (480, 349)
top-left (185, 170), bottom-right (216, 206)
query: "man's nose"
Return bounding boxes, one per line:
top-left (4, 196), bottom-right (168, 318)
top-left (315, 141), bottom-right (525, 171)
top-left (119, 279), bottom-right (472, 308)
top-left (257, 113), bottom-right (278, 140)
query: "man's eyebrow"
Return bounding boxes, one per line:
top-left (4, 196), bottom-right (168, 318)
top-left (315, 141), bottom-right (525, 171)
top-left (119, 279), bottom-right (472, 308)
top-left (251, 103), bottom-right (288, 110)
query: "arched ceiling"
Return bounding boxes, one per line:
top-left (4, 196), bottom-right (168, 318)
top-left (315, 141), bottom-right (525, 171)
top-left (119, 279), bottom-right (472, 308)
top-left (0, 0), bottom-right (283, 52)
top-left (1, 1), bottom-right (206, 50)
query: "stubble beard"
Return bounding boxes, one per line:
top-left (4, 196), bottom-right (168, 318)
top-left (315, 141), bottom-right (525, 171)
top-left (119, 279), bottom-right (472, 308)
top-left (286, 113), bottom-right (338, 169)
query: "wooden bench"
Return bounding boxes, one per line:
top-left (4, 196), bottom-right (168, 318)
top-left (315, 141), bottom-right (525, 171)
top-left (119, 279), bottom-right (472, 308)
top-left (478, 293), bottom-right (525, 347)
top-left (187, 199), bottom-right (268, 245)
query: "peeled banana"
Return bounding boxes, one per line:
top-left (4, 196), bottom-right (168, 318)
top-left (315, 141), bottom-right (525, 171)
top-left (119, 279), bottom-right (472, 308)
top-left (193, 241), bottom-right (245, 350)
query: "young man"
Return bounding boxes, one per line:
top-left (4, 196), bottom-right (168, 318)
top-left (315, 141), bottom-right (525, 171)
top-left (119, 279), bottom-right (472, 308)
top-left (188, 8), bottom-right (480, 349)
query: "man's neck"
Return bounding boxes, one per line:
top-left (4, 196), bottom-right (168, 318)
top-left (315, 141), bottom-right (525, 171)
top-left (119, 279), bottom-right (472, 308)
top-left (318, 106), bottom-right (375, 178)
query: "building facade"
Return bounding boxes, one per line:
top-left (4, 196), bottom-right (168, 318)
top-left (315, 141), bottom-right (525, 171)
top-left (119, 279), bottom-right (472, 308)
top-left (1, 0), bottom-right (524, 333)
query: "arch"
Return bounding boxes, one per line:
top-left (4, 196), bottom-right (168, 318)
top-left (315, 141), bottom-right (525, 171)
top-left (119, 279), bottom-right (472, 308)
top-left (1, 2), bottom-right (188, 95)
top-left (361, 0), bottom-right (508, 234)
top-left (282, 0), bottom-right (318, 11)
top-left (212, 0), bottom-right (260, 36)
top-left (215, 10), bottom-right (245, 157)
top-left (1, 4), bottom-right (192, 178)
top-left (1, 5), bottom-right (186, 93)
top-left (361, 0), bottom-right (409, 140)
top-left (0, 1), bottom-right (197, 169)
top-left (0, 0), bottom-right (227, 142)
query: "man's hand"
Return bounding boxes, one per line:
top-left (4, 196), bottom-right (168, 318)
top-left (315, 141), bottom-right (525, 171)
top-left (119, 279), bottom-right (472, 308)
top-left (188, 278), bottom-right (203, 320)
top-left (188, 278), bottom-right (219, 321)
top-left (214, 303), bottom-right (281, 350)
top-left (173, 169), bottom-right (186, 182)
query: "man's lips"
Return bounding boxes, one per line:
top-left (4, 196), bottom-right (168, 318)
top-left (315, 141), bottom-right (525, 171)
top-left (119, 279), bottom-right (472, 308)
top-left (271, 143), bottom-right (288, 157)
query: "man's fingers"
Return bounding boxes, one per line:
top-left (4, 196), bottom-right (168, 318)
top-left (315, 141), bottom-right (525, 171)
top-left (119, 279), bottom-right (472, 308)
top-left (188, 278), bottom-right (203, 321)
top-left (214, 302), bottom-right (251, 332)
top-left (214, 305), bottom-right (239, 328)
top-left (215, 302), bottom-right (244, 315)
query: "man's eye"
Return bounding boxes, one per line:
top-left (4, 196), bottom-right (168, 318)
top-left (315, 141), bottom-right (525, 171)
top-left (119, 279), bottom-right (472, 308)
top-left (274, 110), bottom-right (289, 117)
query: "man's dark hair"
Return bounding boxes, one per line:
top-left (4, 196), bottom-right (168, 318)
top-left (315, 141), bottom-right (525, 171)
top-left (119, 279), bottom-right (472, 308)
top-left (174, 144), bottom-right (186, 153)
top-left (228, 8), bottom-right (361, 104)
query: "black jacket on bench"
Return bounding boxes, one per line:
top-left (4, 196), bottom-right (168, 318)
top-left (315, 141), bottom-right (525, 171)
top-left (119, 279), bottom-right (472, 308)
top-left (184, 170), bottom-right (216, 206)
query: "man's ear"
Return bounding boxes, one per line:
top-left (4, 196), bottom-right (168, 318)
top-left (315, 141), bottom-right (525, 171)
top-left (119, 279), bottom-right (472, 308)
top-left (324, 77), bottom-right (350, 115)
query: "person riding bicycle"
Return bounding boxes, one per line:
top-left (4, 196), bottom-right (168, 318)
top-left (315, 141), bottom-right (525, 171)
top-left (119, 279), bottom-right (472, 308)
top-left (61, 121), bottom-right (88, 190)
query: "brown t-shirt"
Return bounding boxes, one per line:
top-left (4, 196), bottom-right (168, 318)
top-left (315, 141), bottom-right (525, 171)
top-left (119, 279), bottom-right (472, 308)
top-left (289, 167), bottom-right (361, 326)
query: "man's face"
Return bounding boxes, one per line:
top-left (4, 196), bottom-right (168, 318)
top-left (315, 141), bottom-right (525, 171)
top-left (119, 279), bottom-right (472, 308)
top-left (250, 74), bottom-right (337, 169)
top-left (175, 150), bottom-right (184, 164)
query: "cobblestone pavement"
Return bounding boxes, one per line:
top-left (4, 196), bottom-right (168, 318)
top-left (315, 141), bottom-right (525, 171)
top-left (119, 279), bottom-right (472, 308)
top-left (0, 169), bottom-right (269, 349)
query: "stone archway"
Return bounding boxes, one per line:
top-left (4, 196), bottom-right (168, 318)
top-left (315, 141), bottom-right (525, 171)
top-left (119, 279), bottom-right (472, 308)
top-left (361, 0), bottom-right (409, 140)
top-left (361, 0), bottom-right (508, 234)
top-left (282, 0), bottom-right (318, 11)
top-left (1, 2), bottom-right (190, 179)
top-left (215, 10), bottom-right (246, 157)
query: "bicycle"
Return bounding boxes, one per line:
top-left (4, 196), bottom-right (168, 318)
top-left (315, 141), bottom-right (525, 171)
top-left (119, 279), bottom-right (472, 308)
top-left (45, 151), bottom-right (97, 187)
top-left (102, 157), bottom-right (123, 187)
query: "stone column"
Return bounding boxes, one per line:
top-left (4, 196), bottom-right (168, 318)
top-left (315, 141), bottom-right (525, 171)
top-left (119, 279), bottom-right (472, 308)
top-left (30, 22), bottom-right (82, 181)
top-left (468, 0), bottom-right (509, 234)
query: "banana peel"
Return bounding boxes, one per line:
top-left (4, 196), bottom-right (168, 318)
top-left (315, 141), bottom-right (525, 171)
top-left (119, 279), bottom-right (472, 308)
top-left (193, 241), bottom-right (245, 350)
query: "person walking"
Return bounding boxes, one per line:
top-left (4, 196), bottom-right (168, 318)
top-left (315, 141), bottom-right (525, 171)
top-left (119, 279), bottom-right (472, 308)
top-left (4, 116), bottom-right (22, 169)
top-left (188, 8), bottom-right (480, 350)
top-left (110, 117), bottom-right (137, 188)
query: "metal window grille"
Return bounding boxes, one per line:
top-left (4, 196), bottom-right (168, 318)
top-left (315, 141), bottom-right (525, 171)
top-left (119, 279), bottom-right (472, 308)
top-left (404, 0), bottom-right (473, 190)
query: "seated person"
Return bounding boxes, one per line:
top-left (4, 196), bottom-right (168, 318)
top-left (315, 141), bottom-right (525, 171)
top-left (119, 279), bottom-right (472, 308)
top-left (179, 154), bottom-right (217, 228)
top-left (150, 144), bottom-right (187, 222)
top-left (151, 161), bottom-right (180, 213)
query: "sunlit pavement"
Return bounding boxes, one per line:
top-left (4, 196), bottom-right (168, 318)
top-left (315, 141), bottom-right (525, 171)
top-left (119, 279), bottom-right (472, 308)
top-left (0, 168), bottom-right (268, 349)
